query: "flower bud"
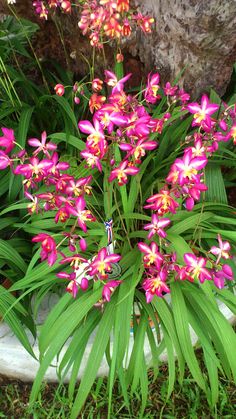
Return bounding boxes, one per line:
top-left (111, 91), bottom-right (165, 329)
top-left (61, 1), bottom-right (71, 13)
top-left (80, 277), bottom-right (89, 291)
top-left (74, 96), bottom-right (80, 105)
top-left (54, 84), bottom-right (65, 96)
top-left (92, 78), bottom-right (103, 92)
top-left (79, 238), bottom-right (87, 252)
top-left (116, 53), bottom-right (124, 63)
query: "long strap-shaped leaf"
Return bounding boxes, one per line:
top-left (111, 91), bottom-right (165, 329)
top-left (70, 294), bottom-right (117, 419)
top-left (29, 289), bottom-right (102, 405)
top-left (171, 282), bottom-right (206, 390)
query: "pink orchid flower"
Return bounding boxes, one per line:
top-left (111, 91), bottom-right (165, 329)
top-left (184, 253), bottom-right (212, 283)
top-left (32, 233), bottom-right (57, 266)
top-left (104, 70), bottom-right (132, 93)
top-left (138, 242), bottom-right (163, 268)
top-left (210, 234), bottom-right (231, 264)
top-left (187, 95), bottom-right (219, 129)
top-left (88, 247), bottom-right (121, 279)
top-left (102, 280), bottom-right (122, 302)
top-left (144, 214), bottom-right (171, 239)
top-left (108, 160), bottom-right (139, 185)
top-left (142, 270), bottom-right (170, 303)
top-left (174, 150), bottom-right (207, 185)
top-left (15, 156), bottom-right (53, 180)
top-left (80, 149), bottom-right (103, 172)
top-left (57, 272), bottom-right (79, 298)
top-left (78, 117), bottom-right (105, 151)
top-left (0, 151), bottom-right (11, 170)
top-left (60, 254), bottom-right (88, 270)
top-left (28, 131), bottom-right (57, 157)
top-left (49, 152), bottom-right (70, 175)
top-left (164, 82), bottom-right (178, 96)
top-left (144, 72), bottom-right (160, 104)
top-left (66, 196), bottom-right (95, 232)
top-left (213, 264), bottom-right (233, 289)
top-left (145, 188), bottom-right (179, 215)
top-left (66, 175), bottom-right (92, 197)
top-left (0, 127), bottom-right (15, 154)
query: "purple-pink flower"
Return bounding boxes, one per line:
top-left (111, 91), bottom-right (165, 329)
top-left (210, 234), bottom-right (231, 264)
top-left (187, 95), bottom-right (219, 130)
top-left (88, 248), bottom-right (121, 279)
top-left (143, 214), bottom-right (171, 239)
top-left (32, 233), bottom-right (57, 266)
top-left (183, 253), bottom-right (212, 283)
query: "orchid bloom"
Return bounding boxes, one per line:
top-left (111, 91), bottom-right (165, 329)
top-left (14, 156), bottom-right (53, 180)
top-left (213, 264), bottom-right (233, 289)
top-left (66, 196), bottom-right (95, 232)
top-left (89, 93), bottom-right (106, 113)
top-left (174, 151), bottom-right (207, 185)
top-left (28, 131), bottom-right (57, 157)
top-left (104, 70), bottom-right (131, 93)
top-left (145, 188), bottom-right (179, 215)
top-left (0, 127), bottom-right (15, 154)
top-left (144, 214), bottom-right (171, 239)
top-left (187, 95), bottom-right (219, 129)
top-left (66, 175), bottom-right (92, 197)
top-left (88, 248), bottom-right (121, 279)
top-left (184, 253), bottom-right (212, 283)
top-left (57, 271), bottom-right (79, 298)
top-left (102, 280), bottom-right (122, 302)
top-left (0, 151), bottom-right (11, 170)
top-left (142, 270), bottom-right (170, 303)
top-left (138, 242), bottom-right (163, 268)
top-left (32, 233), bottom-right (57, 266)
top-left (60, 254), bottom-right (88, 270)
top-left (108, 160), bottom-right (139, 185)
top-left (210, 234), bottom-right (231, 264)
top-left (144, 73), bottom-right (160, 104)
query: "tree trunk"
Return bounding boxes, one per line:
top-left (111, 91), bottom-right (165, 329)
top-left (128, 0), bottom-right (236, 96)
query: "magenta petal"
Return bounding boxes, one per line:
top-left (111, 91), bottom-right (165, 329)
top-left (191, 156), bottom-right (208, 170)
top-left (78, 120), bottom-right (94, 134)
top-left (145, 291), bottom-right (154, 303)
top-left (184, 253), bottom-right (197, 266)
top-left (28, 138), bottom-right (41, 147)
top-left (185, 197), bottom-right (194, 211)
top-left (210, 246), bottom-right (220, 256)
top-left (137, 242), bottom-right (150, 253)
top-left (214, 276), bottom-right (224, 289)
top-left (222, 264), bottom-right (233, 278)
top-left (158, 218), bottom-right (171, 228)
top-left (187, 103), bottom-right (201, 114)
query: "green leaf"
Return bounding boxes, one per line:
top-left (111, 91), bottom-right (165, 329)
top-left (204, 164), bottom-right (227, 204)
top-left (30, 289), bottom-right (102, 406)
top-left (171, 282), bottom-right (206, 390)
top-left (0, 238), bottom-right (27, 274)
top-left (70, 295), bottom-right (117, 419)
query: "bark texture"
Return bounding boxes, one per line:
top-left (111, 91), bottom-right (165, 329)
top-left (129, 0), bottom-right (236, 96)
top-left (1, 0), bottom-right (236, 96)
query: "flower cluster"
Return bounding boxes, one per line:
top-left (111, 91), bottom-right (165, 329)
top-left (0, 126), bottom-right (123, 301)
top-left (32, 0), bottom-right (154, 47)
top-left (138, 93), bottom-right (236, 302)
top-left (32, 1), bottom-right (71, 19)
top-left (78, 0), bottom-right (154, 47)
top-left (1, 66), bottom-right (235, 305)
top-left (138, 235), bottom-right (233, 303)
top-left (78, 71), bottom-right (190, 184)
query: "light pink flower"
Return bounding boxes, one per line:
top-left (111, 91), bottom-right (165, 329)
top-left (210, 234), bottom-right (231, 264)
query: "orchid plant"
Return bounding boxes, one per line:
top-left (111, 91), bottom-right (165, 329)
top-left (0, 3), bottom-right (236, 419)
